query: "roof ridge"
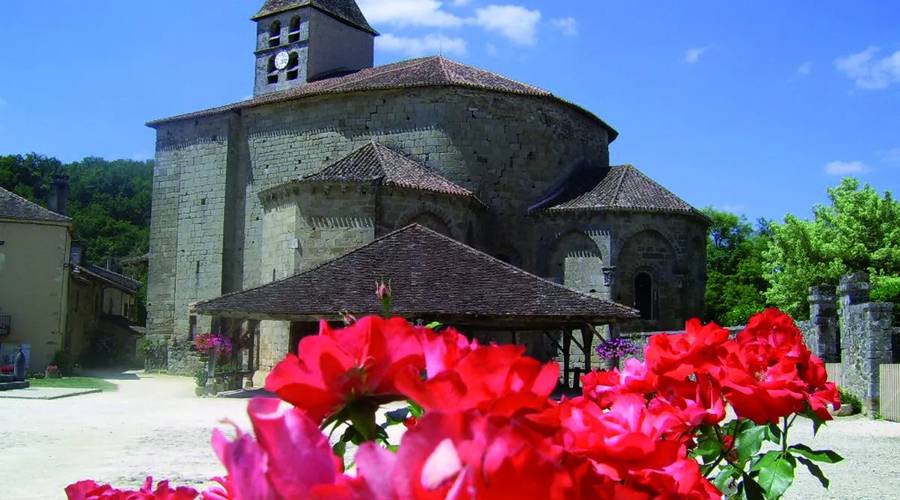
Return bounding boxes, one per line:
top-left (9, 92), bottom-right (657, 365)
top-left (327, 57), bottom-right (436, 92)
top-left (0, 185), bottom-right (71, 223)
top-left (194, 224), bottom-right (427, 306)
top-left (194, 224), bottom-right (638, 316)
top-left (611, 165), bottom-right (629, 206)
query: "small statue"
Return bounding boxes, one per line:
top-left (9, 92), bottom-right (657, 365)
top-left (13, 346), bottom-right (26, 381)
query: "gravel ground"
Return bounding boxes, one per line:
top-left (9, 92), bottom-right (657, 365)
top-left (1, 371), bottom-right (898, 499)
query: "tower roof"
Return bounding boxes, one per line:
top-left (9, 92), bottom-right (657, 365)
top-left (148, 56), bottom-right (618, 141)
top-left (253, 0), bottom-right (377, 34)
top-left (296, 141), bottom-right (481, 201)
top-left (533, 164), bottom-right (707, 220)
top-left (193, 224), bottom-right (638, 324)
top-left (0, 185), bottom-right (70, 224)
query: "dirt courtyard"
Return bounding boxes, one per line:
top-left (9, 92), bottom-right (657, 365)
top-left (2, 371), bottom-right (899, 499)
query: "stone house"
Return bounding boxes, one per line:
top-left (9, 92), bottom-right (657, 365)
top-left (0, 184), bottom-right (72, 371)
top-left (146, 0), bottom-right (709, 374)
top-left (0, 183), bottom-right (143, 371)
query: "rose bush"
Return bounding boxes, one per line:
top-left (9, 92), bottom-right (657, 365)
top-left (69, 309), bottom-right (842, 499)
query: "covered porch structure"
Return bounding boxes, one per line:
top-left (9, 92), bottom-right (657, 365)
top-left (192, 225), bottom-right (638, 390)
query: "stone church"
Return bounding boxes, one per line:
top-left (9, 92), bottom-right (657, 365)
top-left (146, 0), bottom-right (708, 375)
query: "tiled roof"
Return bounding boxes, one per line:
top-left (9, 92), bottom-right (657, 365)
top-left (534, 164), bottom-right (706, 219)
top-left (252, 0), bottom-right (378, 34)
top-left (147, 57), bottom-right (617, 140)
top-left (0, 186), bottom-right (70, 224)
top-left (193, 225), bottom-right (638, 324)
top-left (77, 264), bottom-right (142, 294)
top-left (293, 142), bottom-right (480, 201)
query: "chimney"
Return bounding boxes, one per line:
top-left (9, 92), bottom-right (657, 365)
top-left (48, 174), bottom-right (70, 216)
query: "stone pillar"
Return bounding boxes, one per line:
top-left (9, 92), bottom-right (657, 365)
top-left (807, 285), bottom-right (839, 362)
top-left (839, 272), bottom-right (894, 416)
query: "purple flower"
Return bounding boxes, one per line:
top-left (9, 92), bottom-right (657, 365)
top-left (595, 337), bottom-right (639, 361)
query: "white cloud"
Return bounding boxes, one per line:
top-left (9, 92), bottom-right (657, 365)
top-left (357, 0), bottom-right (464, 28)
top-left (684, 46), bottom-right (709, 64)
top-left (797, 62), bottom-right (812, 75)
top-left (451, 0), bottom-right (471, 5)
top-left (551, 17), bottom-right (578, 37)
top-left (377, 33), bottom-right (467, 57)
top-left (472, 5), bottom-right (541, 45)
top-left (835, 46), bottom-right (900, 90)
top-left (824, 160), bottom-right (869, 176)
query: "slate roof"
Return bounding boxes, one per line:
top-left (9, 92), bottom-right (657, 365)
top-left (147, 56), bottom-right (617, 140)
top-left (533, 164), bottom-right (707, 220)
top-left (77, 264), bottom-right (142, 294)
top-left (253, 0), bottom-right (378, 34)
top-left (193, 224), bottom-right (638, 325)
top-left (0, 186), bottom-right (70, 224)
top-left (284, 141), bottom-right (481, 201)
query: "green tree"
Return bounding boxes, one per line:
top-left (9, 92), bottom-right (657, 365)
top-left (703, 208), bottom-right (770, 325)
top-left (764, 178), bottom-right (900, 318)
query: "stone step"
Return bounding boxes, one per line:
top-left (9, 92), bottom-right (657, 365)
top-left (0, 381), bottom-right (29, 391)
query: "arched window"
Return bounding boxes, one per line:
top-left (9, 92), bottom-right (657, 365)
top-left (267, 56), bottom-right (278, 84)
top-left (268, 21), bottom-right (281, 48)
top-left (286, 52), bottom-right (300, 81)
top-left (635, 272), bottom-right (654, 320)
top-left (288, 16), bottom-right (301, 43)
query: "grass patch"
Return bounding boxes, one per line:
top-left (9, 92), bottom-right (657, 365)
top-left (27, 376), bottom-right (118, 392)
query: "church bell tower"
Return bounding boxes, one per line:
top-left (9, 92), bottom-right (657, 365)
top-left (252, 0), bottom-right (378, 96)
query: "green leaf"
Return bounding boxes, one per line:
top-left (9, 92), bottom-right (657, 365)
top-left (426, 321), bottom-right (442, 329)
top-left (692, 433), bottom-right (722, 460)
top-left (751, 450), bottom-right (780, 472)
top-left (736, 423), bottom-right (768, 463)
top-left (756, 453), bottom-right (795, 499)
top-left (713, 465), bottom-right (738, 493)
top-left (408, 400), bottom-right (425, 418)
top-left (789, 444), bottom-right (843, 464)
top-left (766, 422), bottom-right (782, 443)
top-left (332, 440), bottom-right (347, 460)
top-left (795, 456), bottom-right (830, 489)
top-left (740, 475), bottom-right (766, 500)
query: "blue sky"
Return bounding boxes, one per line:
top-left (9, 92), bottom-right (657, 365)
top-left (0, 0), bottom-right (898, 222)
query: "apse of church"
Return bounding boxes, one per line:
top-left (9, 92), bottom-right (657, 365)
top-left (146, 0), bottom-right (708, 374)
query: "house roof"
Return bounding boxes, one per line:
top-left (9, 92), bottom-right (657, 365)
top-left (533, 164), bottom-right (707, 221)
top-left (193, 224), bottom-right (638, 326)
top-left (252, 0), bottom-right (378, 34)
top-left (0, 186), bottom-right (70, 224)
top-left (147, 56), bottom-right (618, 140)
top-left (76, 264), bottom-right (142, 295)
top-left (282, 141), bottom-right (480, 201)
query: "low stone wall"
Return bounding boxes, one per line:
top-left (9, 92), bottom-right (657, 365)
top-left (166, 340), bottom-right (204, 376)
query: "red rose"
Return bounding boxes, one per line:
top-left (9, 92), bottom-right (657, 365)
top-left (645, 319), bottom-right (730, 380)
top-left (396, 344), bottom-right (559, 417)
top-left (265, 316), bottom-right (425, 423)
top-left (66, 477), bottom-right (197, 500)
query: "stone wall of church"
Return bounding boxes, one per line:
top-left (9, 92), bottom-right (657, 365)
top-left (150, 86), bottom-right (622, 373)
top-left (148, 114), bottom-right (238, 344)
top-left (533, 211), bottom-right (707, 331)
top-left (238, 87), bottom-right (611, 294)
top-left (377, 189), bottom-right (483, 245)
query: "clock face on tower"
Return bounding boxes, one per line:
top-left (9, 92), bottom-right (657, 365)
top-left (274, 51), bottom-right (290, 70)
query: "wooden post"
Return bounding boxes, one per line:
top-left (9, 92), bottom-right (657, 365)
top-left (562, 328), bottom-right (572, 390)
top-left (581, 325), bottom-right (594, 374)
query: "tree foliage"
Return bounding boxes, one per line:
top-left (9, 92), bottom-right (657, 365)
top-left (764, 178), bottom-right (900, 318)
top-left (703, 208), bottom-right (770, 326)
